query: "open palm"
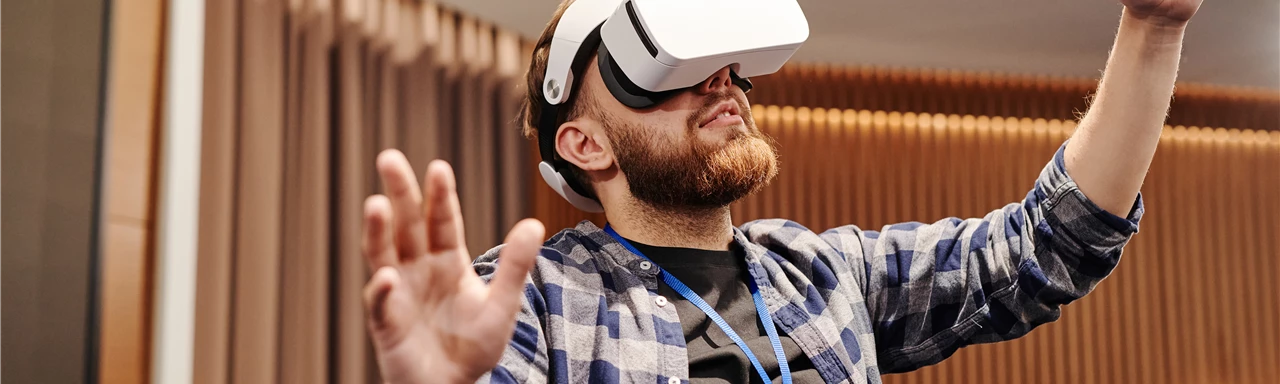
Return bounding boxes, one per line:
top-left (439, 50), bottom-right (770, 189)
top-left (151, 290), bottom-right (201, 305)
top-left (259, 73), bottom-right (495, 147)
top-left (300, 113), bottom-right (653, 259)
top-left (1120, 0), bottom-right (1203, 23)
top-left (362, 150), bottom-right (544, 384)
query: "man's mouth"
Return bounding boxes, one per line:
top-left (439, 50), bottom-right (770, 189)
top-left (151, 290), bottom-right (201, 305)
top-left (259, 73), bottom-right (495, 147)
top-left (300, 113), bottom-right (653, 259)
top-left (698, 100), bottom-right (744, 129)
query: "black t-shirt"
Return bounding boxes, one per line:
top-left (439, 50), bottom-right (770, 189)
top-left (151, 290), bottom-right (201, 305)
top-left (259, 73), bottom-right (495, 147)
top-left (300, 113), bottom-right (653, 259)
top-left (627, 239), bottom-right (824, 384)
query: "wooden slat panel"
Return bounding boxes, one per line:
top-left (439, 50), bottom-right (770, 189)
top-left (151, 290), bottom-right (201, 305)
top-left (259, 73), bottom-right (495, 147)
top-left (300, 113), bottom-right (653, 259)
top-left (99, 0), bottom-right (165, 382)
top-left (752, 63), bottom-right (1280, 132)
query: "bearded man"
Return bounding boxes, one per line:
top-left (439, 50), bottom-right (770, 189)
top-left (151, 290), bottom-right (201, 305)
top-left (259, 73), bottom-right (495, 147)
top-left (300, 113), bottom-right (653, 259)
top-left (358, 0), bottom-right (1201, 382)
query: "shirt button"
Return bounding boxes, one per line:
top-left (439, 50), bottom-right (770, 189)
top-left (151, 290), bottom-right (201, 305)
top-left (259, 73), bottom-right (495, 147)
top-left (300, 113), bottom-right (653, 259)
top-left (639, 261), bottom-right (652, 270)
top-left (668, 377), bottom-right (681, 384)
top-left (654, 296), bottom-right (669, 307)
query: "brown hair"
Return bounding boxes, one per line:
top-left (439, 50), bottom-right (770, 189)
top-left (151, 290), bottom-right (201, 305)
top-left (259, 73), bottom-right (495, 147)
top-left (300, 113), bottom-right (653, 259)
top-left (518, 0), bottom-right (601, 195)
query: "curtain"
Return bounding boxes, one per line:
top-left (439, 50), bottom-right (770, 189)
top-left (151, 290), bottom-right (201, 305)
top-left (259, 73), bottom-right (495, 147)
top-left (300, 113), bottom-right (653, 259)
top-left (193, 1), bottom-right (530, 383)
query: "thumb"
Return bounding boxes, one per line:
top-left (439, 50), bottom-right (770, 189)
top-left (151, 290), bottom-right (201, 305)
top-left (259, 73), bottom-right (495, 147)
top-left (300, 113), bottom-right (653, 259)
top-left (363, 266), bottom-right (415, 347)
top-left (486, 219), bottom-right (545, 313)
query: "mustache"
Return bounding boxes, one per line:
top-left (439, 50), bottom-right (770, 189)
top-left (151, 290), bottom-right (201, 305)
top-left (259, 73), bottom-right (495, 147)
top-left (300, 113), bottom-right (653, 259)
top-left (686, 90), bottom-right (751, 131)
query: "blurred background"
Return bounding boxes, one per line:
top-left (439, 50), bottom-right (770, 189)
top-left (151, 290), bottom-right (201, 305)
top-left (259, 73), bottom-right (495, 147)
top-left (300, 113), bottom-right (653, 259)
top-left (2, 0), bottom-right (1277, 383)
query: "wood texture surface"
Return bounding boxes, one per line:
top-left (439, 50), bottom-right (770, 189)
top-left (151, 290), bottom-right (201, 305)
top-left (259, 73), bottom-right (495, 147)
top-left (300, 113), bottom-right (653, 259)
top-left (99, 0), bottom-right (166, 382)
top-left (750, 63), bottom-right (1280, 132)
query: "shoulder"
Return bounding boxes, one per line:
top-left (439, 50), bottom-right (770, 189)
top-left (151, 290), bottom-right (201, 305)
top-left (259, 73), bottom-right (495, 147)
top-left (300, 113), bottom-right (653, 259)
top-left (739, 218), bottom-right (873, 262)
top-left (473, 221), bottom-right (606, 279)
top-left (471, 220), bottom-right (637, 304)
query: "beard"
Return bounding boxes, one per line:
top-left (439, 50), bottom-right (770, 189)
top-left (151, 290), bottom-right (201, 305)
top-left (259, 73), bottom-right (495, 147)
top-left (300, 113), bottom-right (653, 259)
top-left (606, 94), bottom-right (779, 210)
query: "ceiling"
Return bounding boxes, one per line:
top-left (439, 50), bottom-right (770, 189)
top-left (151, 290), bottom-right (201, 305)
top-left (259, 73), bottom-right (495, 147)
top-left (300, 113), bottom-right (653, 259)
top-left (436, 0), bottom-right (1280, 90)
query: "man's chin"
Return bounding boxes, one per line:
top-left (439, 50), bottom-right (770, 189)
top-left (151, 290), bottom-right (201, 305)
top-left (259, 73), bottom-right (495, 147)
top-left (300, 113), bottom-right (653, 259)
top-left (619, 127), bottom-right (777, 209)
top-left (698, 135), bottom-right (778, 201)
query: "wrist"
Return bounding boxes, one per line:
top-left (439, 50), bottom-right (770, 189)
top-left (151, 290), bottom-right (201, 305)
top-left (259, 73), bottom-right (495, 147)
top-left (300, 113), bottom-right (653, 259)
top-left (1121, 7), bottom-right (1191, 34)
top-left (378, 358), bottom-right (477, 384)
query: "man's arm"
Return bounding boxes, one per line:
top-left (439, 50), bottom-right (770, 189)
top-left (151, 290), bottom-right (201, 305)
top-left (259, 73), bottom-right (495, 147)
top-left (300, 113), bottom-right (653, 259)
top-left (827, 142), bottom-right (1144, 373)
top-left (1066, 0), bottom-right (1202, 215)
top-left (803, 2), bottom-right (1197, 373)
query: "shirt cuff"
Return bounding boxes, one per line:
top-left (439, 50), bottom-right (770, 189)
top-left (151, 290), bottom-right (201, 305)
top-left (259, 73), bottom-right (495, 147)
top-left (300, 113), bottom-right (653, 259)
top-left (1036, 140), bottom-right (1145, 238)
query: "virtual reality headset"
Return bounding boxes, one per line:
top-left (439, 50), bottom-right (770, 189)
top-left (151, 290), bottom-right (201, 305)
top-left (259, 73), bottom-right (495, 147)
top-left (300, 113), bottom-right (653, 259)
top-left (537, 0), bottom-right (810, 212)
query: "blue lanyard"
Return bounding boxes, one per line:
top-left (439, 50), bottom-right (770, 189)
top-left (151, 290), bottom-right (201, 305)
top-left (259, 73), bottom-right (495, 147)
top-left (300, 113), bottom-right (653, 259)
top-left (604, 224), bottom-right (792, 384)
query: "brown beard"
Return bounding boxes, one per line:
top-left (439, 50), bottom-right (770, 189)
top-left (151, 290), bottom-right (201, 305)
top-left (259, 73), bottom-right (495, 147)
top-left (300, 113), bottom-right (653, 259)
top-left (607, 93), bottom-right (779, 209)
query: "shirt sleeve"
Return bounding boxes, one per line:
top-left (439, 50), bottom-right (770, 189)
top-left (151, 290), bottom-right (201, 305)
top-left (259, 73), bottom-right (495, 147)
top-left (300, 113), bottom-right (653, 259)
top-left (829, 140), bottom-right (1144, 373)
top-left (472, 247), bottom-right (552, 384)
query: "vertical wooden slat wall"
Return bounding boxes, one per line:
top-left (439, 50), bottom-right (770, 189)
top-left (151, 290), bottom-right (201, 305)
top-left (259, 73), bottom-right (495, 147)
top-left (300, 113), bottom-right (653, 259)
top-left (534, 105), bottom-right (1280, 384)
top-left (749, 63), bottom-right (1280, 132)
top-left (193, 0), bottom-right (531, 382)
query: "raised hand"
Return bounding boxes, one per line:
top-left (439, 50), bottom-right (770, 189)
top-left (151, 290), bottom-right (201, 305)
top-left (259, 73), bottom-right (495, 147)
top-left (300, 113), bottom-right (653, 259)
top-left (362, 150), bottom-right (545, 384)
top-left (1121, 0), bottom-right (1203, 24)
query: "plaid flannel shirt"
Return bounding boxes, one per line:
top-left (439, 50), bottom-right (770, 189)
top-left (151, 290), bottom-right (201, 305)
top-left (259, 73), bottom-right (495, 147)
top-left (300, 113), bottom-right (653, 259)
top-left (472, 141), bottom-right (1144, 384)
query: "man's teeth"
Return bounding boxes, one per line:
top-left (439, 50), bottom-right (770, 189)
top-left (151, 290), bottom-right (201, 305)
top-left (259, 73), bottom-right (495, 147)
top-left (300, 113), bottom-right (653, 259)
top-left (720, 111), bottom-right (731, 117)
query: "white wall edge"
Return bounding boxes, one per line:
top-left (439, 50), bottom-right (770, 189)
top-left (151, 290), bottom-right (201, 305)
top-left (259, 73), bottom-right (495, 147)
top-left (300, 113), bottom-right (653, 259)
top-left (151, 0), bottom-right (205, 382)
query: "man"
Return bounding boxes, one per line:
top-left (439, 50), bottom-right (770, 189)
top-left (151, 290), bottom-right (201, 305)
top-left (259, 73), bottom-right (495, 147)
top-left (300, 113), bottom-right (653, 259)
top-left (359, 0), bottom-right (1200, 382)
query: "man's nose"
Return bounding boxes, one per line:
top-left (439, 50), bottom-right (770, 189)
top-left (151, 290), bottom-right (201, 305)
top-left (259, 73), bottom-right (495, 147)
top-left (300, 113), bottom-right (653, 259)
top-left (694, 66), bottom-right (735, 95)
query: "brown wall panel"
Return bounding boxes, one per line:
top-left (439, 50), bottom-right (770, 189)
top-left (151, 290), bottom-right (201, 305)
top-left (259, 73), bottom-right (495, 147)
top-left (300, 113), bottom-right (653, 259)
top-left (99, 0), bottom-right (166, 381)
top-left (750, 63), bottom-right (1280, 132)
top-left (2, 0), bottom-right (107, 381)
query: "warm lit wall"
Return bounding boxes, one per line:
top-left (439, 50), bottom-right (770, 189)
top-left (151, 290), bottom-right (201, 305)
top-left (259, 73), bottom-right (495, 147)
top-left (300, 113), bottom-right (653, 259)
top-left (749, 63), bottom-right (1280, 132)
top-left (534, 106), bottom-right (1280, 383)
top-left (98, 0), bottom-right (167, 382)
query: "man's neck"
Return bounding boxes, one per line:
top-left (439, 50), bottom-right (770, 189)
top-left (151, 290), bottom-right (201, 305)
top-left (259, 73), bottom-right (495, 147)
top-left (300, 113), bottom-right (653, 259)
top-left (605, 200), bottom-right (735, 251)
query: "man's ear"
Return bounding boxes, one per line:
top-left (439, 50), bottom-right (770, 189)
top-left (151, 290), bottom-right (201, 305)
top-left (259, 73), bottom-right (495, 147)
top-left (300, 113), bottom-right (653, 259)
top-left (555, 120), bottom-right (613, 172)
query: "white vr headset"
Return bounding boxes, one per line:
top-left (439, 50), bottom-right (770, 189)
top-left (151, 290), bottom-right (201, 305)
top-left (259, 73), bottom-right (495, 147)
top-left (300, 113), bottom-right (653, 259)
top-left (536, 0), bottom-right (810, 212)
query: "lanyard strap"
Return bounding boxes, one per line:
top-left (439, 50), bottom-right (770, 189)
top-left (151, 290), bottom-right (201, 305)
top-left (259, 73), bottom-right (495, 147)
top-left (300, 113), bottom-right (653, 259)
top-left (604, 225), bottom-right (792, 384)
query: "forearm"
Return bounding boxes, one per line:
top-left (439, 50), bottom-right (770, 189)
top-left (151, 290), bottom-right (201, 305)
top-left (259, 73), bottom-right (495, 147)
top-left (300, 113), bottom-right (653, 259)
top-left (1065, 8), bottom-right (1188, 215)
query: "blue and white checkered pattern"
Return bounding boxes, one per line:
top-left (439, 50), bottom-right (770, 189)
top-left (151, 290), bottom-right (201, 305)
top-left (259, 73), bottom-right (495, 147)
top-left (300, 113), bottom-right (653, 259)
top-left (471, 141), bottom-right (1144, 384)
